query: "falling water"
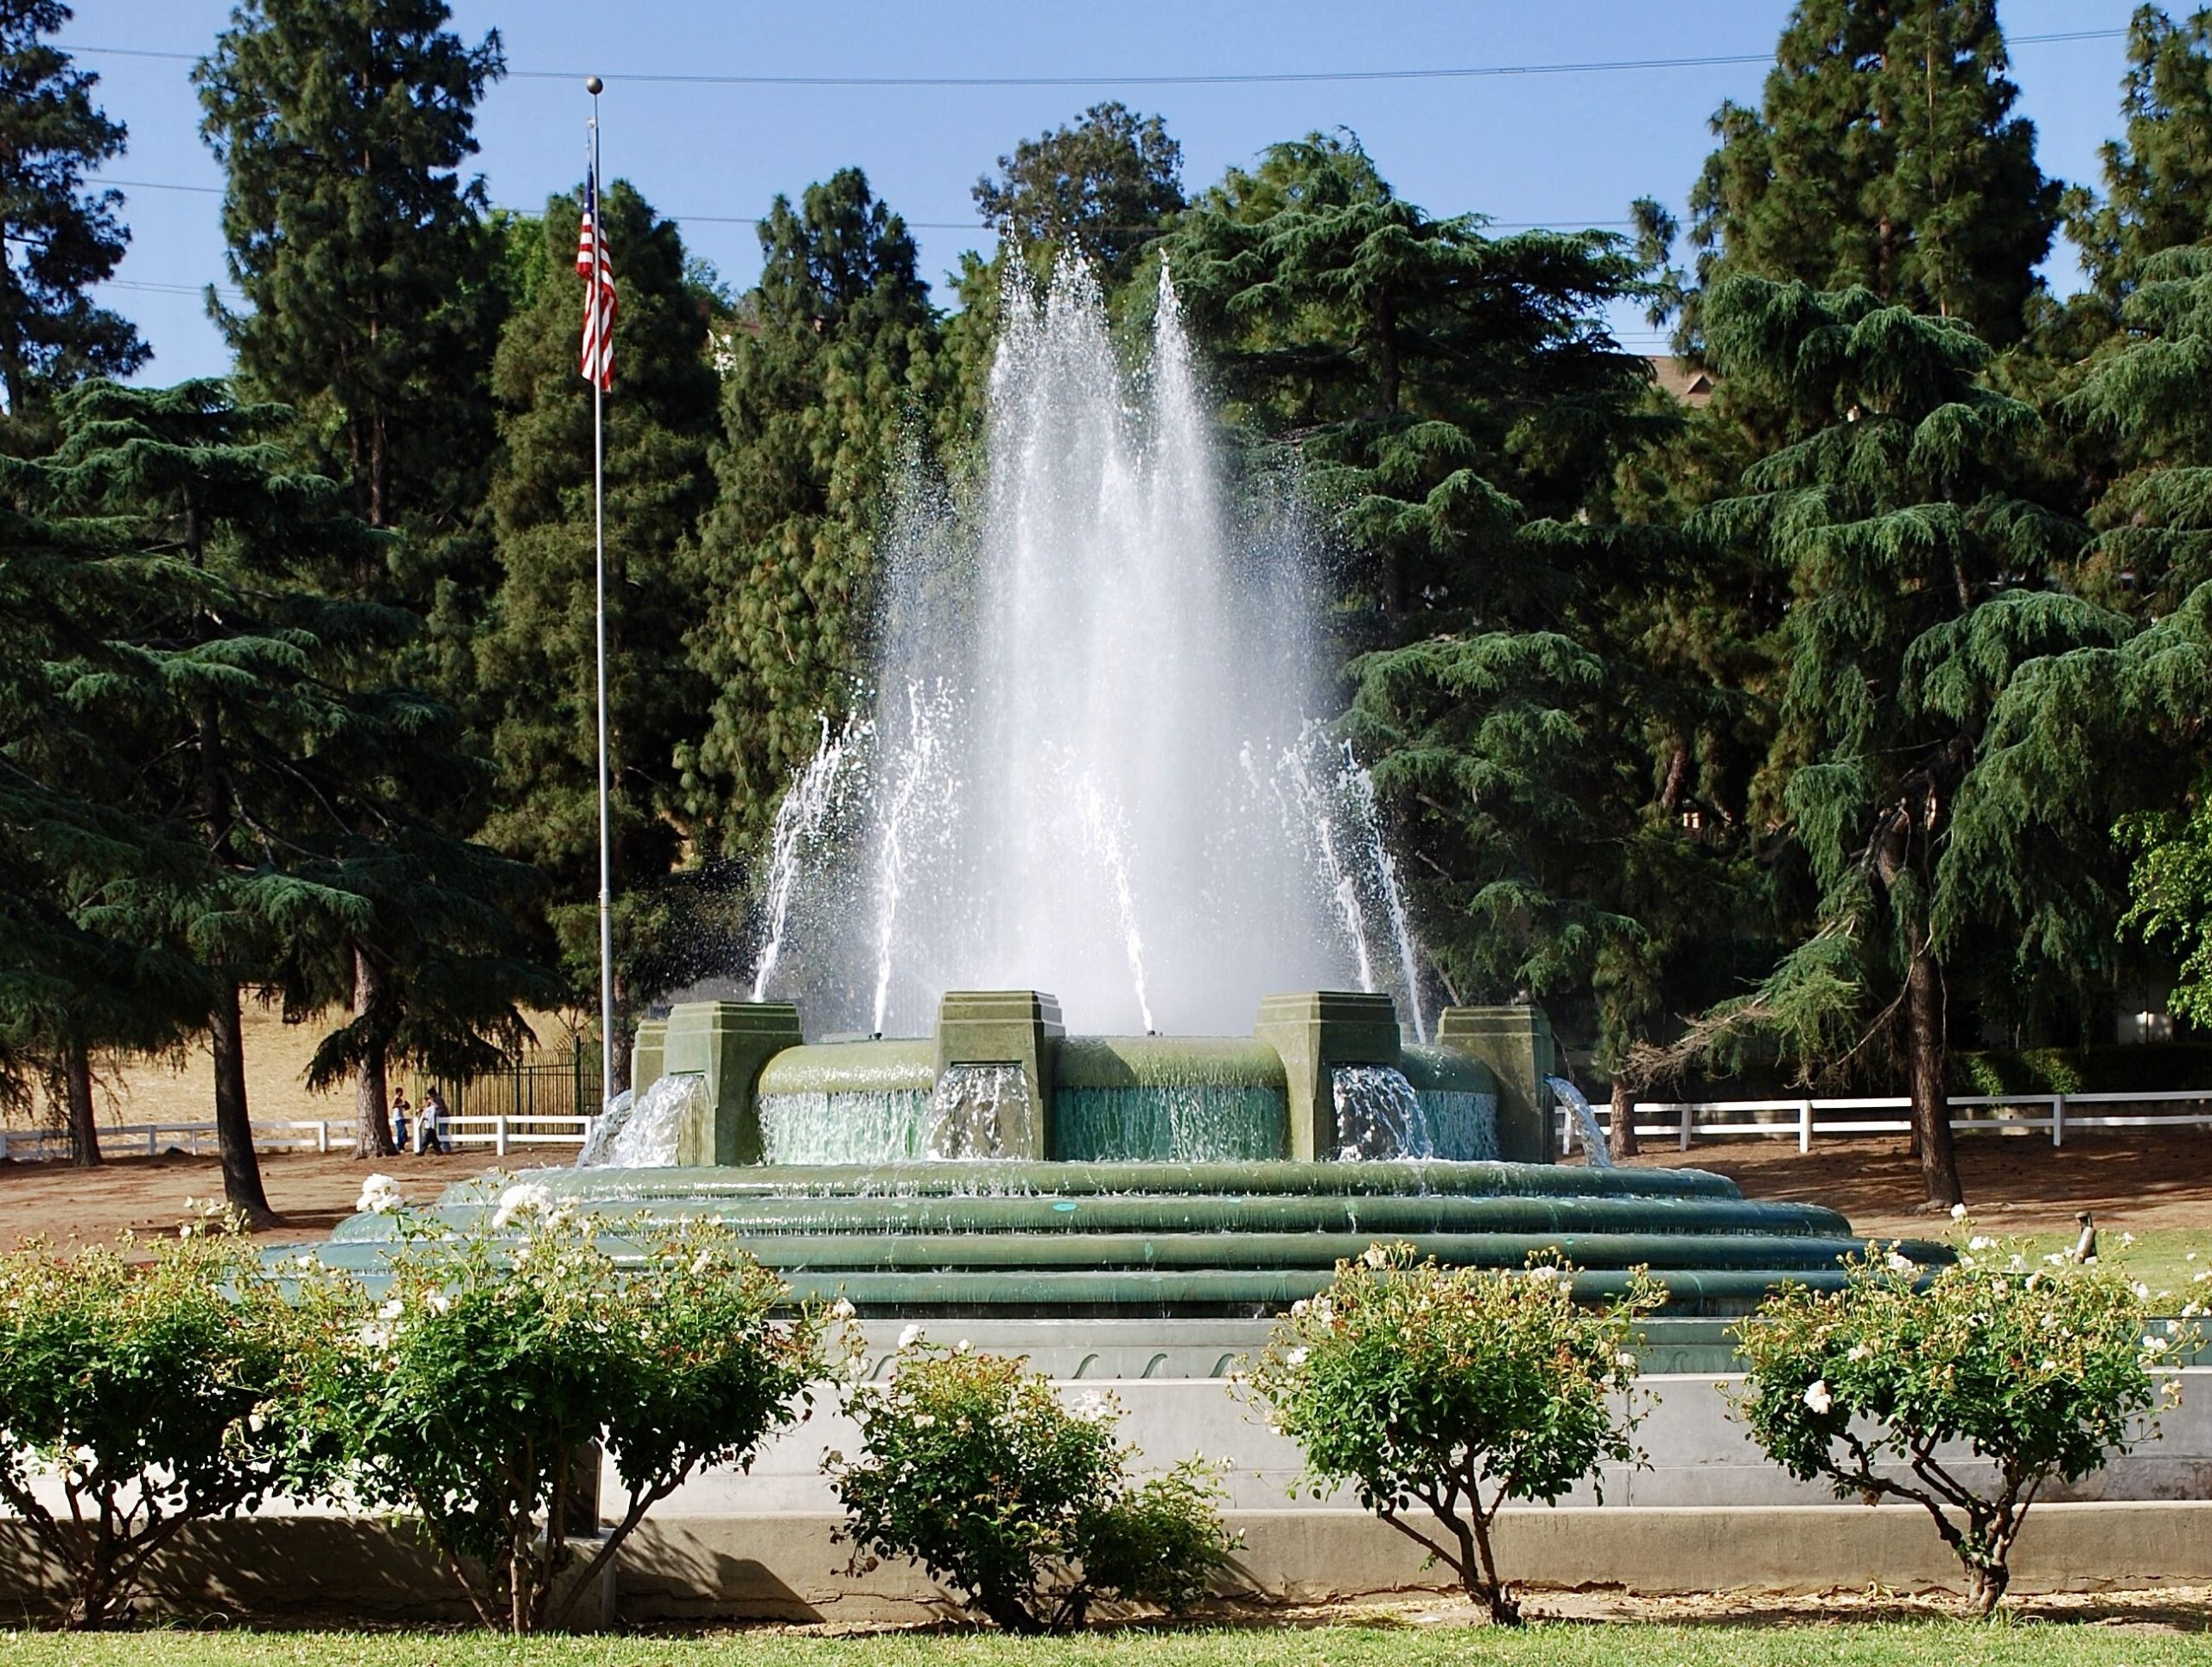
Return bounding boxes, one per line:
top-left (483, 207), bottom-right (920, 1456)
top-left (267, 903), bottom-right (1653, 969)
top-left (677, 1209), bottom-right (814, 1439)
top-left (1339, 747), bottom-right (1429, 1042)
top-left (1330, 1064), bottom-right (1435, 1161)
top-left (1546, 1075), bottom-right (1617, 1169)
top-left (576, 1072), bottom-right (704, 1168)
top-left (746, 260), bottom-right (1431, 1037)
top-left (751, 717), bottom-right (865, 1001)
top-left (923, 1063), bottom-right (1038, 1158)
top-left (1075, 776), bottom-right (1154, 1032)
top-left (868, 679), bottom-right (956, 1034)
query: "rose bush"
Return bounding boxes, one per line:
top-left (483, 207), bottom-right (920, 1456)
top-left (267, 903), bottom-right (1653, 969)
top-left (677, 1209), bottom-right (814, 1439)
top-left (1732, 1227), bottom-right (2198, 1616)
top-left (828, 1342), bottom-right (1235, 1632)
top-left (1245, 1244), bottom-right (1662, 1624)
top-left (295, 1181), bottom-right (834, 1632)
top-left (0, 1210), bottom-right (308, 1628)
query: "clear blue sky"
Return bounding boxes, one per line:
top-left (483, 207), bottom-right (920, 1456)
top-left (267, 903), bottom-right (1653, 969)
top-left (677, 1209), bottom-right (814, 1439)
top-left (66, 0), bottom-right (2145, 385)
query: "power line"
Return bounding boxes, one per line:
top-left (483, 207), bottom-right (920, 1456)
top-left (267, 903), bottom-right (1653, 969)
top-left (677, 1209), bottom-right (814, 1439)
top-left (67, 29), bottom-right (2125, 90)
top-left (94, 175), bottom-right (1640, 233)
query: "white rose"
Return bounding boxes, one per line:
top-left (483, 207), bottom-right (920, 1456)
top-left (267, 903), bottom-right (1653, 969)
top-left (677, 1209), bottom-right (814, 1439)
top-left (491, 1182), bottom-right (555, 1230)
top-left (1885, 1251), bottom-right (1915, 1275)
top-left (896, 1324), bottom-right (924, 1351)
top-left (1847, 1343), bottom-right (1870, 1362)
top-left (1949, 1204), bottom-right (1968, 1221)
top-left (1802, 1380), bottom-right (1833, 1416)
top-left (424, 1292), bottom-right (452, 1316)
top-left (830, 1297), bottom-right (857, 1321)
top-left (377, 1299), bottom-right (405, 1321)
top-left (1286, 1347), bottom-right (1309, 1366)
top-left (1361, 1244), bottom-right (1390, 1270)
top-left (1968, 1237), bottom-right (1996, 1252)
top-left (355, 1174), bottom-right (404, 1216)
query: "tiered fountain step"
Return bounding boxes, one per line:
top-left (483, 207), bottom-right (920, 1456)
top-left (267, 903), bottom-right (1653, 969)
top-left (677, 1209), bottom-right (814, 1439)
top-left (318, 1157), bottom-right (1919, 1317)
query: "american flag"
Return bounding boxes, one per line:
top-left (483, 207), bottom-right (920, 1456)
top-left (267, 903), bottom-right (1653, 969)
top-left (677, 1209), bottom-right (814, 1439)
top-left (577, 173), bottom-right (616, 390)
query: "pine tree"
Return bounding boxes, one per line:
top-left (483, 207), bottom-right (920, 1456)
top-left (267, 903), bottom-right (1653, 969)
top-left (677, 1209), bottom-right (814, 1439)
top-left (31, 380), bottom-right (537, 1211)
top-left (195, 0), bottom-right (505, 546)
top-left (682, 169), bottom-right (940, 851)
top-left (1948, 245), bottom-right (2212, 1025)
top-left (1676, 278), bottom-right (2110, 1206)
top-left (475, 181), bottom-right (720, 1070)
top-left (1171, 136), bottom-right (1713, 1069)
top-left (0, 2), bottom-right (148, 425)
top-left (973, 102), bottom-right (1185, 289)
top-left (1684, 0), bottom-right (2061, 349)
top-left (2068, 6), bottom-right (2212, 307)
top-left (0, 487), bottom-right (208, 1159)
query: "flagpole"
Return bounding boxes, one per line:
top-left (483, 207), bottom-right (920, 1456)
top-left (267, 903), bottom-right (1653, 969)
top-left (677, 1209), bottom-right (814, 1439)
top-left (587, 75), bottom-right (614, 1113)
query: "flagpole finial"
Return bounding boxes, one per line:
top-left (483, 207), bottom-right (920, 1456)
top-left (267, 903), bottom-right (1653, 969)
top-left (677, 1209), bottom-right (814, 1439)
top-left (584, 74), bottom-right (603, 95)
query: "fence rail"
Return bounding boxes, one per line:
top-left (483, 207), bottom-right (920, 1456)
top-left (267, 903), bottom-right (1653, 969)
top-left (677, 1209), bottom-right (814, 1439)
top-left (0, 1113), bottom-right (600, 1164)
top-left (1561, 1087), bottom-right (2212, 1155)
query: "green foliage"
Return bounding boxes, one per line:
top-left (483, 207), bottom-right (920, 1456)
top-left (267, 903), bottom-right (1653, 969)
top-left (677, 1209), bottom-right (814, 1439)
top-left (2119, 775), bottom-right (2212, 1026)
top-left (475, 180), bottom-right (719, 1024)
top-left (0, 0), bottom-right (147, 423)
top-left (1169, 135), bottom-right (1686, 1045)
top-left (830, 1343), bottom-right (1234, 1633)
top-left (0, 1219), bottom-right (303, 1628)
top-left (1245, 1244), bottom-right (1662, 1625)
top-left (1667, 279), bottom-right (2115, 1198)
top-left (195, 0), bottom-right (509, 658)
top-left (299, 1183), bottom-right (829, 1632)
top-left (2067, 6), bottom-right (2212, 307)
top-left (2064, 245), bottom-right (2212, 609)
top-left (1684, 0), bottom-right (2059, 350)
top-left (682, 168), bottom-right (940, 852)
top-left (1733, 1229), bottom-right (2194, 1615)
top-left (973, 102), bottom-right (1184, 289)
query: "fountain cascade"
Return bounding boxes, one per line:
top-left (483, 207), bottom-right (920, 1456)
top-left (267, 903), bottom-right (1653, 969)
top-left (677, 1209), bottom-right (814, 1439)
top-left (317, 262), bottom-right (1925, 1320)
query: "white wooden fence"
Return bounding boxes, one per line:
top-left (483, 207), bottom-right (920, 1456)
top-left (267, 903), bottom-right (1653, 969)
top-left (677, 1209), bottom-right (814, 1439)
top-left (1562, 1088), bottom-right (2212, 1155)
top-left (0, 1113), bottom-right (596, 1164)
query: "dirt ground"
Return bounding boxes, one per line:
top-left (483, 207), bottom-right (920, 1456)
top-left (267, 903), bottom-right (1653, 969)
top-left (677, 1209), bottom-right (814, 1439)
top-left (3, 1124), bottom-right (2210, 1252)
top-left (1601, 1126), bottom-right (2212, 1239)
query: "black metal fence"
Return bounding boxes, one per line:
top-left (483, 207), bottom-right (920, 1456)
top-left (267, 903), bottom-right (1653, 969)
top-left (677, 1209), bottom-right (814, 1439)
top-left (404, 1040), bottom-right (605, 1127)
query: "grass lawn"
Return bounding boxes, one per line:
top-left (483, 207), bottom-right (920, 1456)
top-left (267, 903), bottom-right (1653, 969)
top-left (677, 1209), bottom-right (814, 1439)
top-left (7, 1623), bottom-right (2212, 1667)
top-left (1990, 1227), bottom-right (2212, 1308)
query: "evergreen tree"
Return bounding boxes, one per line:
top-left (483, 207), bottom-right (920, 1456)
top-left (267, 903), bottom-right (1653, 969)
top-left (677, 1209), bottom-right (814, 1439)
top-left (476, 181), bottom-right (720, 1068)
top-left (2068, 6), bottom-right (2212, 307)
top-left (195, 0), bottom-right (505, 550)
top-left (1949, 246), bottom-right (2212, 1026)
top-left (1171, 136), bottom-right (1709, 1074)
top-left (0, 2), bottom-right (147, 425)
top-left (1684, 0), bottom-right (2061, 349)
top-left (34, 380), bottom-right (546, 1207)
top-left (682, 168), bottom-right (939, 851)
top-left (973, 102), bottom-right (1185, 289)
top-left (0, 486), bottom-right (208, 1159)
top-left (1675, 279), bottom-right (2106, 1206)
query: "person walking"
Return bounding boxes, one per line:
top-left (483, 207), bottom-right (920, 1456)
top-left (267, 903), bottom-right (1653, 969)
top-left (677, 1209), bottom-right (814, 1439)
top-left (418, 1086), bottom-right (448, 1155)
top-left (390, 1089), bottom-right (411, 1155)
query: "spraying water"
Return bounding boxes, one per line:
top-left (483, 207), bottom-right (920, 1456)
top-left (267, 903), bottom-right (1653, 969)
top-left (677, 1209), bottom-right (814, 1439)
top-left (748, 261), bottom-right (1428, 1037)
top-left (751, 716), bottom-right (865, 1001)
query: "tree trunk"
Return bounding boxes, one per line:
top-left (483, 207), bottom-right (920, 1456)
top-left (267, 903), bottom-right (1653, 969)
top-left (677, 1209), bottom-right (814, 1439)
top-left (210, 979), bottom-right (274, 1225)
top-left (65, 1038), bottom-right (101, 1168)
top-left (353, 944), bottom-right (396, 1159)
top-left (1607, 1077), bottom-right (1640, 1161)
top-left (1965, 1559), bottom-right (2009, 1618)
top-left (1906, 947), bottom-right (1962, 1208)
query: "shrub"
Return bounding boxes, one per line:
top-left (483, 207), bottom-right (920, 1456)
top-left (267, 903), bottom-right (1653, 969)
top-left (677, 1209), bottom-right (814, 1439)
top-left (1245, 1244), bottom-right (1662, 1625)
top-left (0, 1213), bottom-right (304, 1628)
top-left (1732, 1229), bottom-right (2197, 1617)
top-left (828, 1342), bottom-right (1235, 1632)
top-left (297, 1180), bottom-right (832, 1632)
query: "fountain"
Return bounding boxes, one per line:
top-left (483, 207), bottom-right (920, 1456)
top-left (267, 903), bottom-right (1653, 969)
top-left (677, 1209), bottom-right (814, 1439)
top-left (315, 260), bottom-right (1922, 1319)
